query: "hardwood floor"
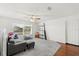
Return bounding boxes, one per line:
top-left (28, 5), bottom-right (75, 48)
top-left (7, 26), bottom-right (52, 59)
top-left (54, 43), bottom-right (79, 56)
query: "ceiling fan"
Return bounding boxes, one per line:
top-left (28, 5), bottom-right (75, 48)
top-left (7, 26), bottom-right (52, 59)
top-left (15, 10), bottom-right (40, 22)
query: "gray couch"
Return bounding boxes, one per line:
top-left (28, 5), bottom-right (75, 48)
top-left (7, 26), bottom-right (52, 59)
top-left (7, 42), bottom-right (27, 56)
top-left (7, 34), bottom-right (35, 56)
top-left (7, 40), bottom-right (35, 56)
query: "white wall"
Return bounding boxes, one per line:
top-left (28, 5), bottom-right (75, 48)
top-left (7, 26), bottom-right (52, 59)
top-left (67, 16), bottom-right (79, 45)
top-left (43, 15), bottom-right (79, 45)
top-left (45, 19), bottom-right (66, 43)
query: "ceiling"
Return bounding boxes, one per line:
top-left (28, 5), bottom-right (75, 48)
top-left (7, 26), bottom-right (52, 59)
top-left (0, 3), bottom-right (79, 20)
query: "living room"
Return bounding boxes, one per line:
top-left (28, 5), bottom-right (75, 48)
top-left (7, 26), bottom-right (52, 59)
top-left (0, 3), bottom-right (79, 56)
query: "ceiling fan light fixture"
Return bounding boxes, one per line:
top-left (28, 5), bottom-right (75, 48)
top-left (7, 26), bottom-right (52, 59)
top-left (30, 15), bottom-right (40, 22)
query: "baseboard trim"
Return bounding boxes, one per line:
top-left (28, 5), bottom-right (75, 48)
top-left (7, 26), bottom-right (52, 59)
top-left (57, 42), bottom-right (79, 47)
top-left (66, 43), bottom-right (79, 47)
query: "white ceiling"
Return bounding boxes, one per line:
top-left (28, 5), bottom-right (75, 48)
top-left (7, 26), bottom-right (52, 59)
top-left (0, 3), bottom-right (79, 20)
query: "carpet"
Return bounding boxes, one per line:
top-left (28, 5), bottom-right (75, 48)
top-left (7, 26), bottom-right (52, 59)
top-left (15, 39), bottom-right (61, 56)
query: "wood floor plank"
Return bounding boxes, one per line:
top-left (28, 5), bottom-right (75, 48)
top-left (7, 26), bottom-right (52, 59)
top-left (54, 43), bottom-right (79, 56)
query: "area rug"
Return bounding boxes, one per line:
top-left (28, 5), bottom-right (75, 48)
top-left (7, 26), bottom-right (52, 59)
top-left (15, 39), bottom-right (61, 56)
